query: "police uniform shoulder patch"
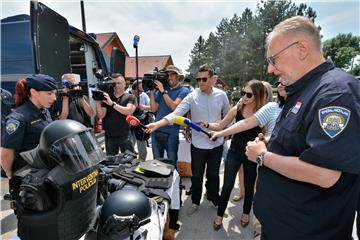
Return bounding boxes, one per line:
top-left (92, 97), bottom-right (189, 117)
top-left (6, 119), bottom-right (20, 135)
top-left (318, 106), bottom-right (350, 138)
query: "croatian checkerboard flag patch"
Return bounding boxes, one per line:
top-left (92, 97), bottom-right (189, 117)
top-left (318, 106), bottom-right (350, 138)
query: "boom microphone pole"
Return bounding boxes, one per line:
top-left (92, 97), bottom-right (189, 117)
top-left (133, 35), bottom-right (140, 107)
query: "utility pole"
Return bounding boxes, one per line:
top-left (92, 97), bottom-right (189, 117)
top-left (80, 0), bottom-right (86, 32)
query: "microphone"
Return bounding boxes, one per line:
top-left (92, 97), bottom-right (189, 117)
top-left (183, 118), bottom-right (212, 138)
top-left (126, 115), bottom-right (146, 129)
top-left (61, 80), bottom-right (71, 87)
top-left (173, 116), bottom-right (188, 126)
top-left (172, 115), bottom-right (211, 138)
top-left (133, 35), bottom-right (140, 48)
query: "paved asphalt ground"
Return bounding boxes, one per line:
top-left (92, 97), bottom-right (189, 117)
top-left (1, 145), bottom-right (358, 240)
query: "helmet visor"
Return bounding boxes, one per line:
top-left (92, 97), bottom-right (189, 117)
top-left (50, 130), bottom-right (104, 174)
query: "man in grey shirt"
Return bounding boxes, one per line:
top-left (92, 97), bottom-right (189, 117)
top-left (146, 64), bottom-right (230, 215)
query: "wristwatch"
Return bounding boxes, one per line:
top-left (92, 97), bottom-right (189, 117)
top-left (256, 151), bottom-right (266, 166)
top-left (161, 90), bottom-right (168, 95)
top-left (111, 102), bottom-right (116, 108)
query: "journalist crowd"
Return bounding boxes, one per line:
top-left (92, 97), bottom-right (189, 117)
top-left (1, 16), bottom-right (360, 240)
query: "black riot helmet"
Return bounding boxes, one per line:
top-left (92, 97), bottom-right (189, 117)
top-left (1, 88), bottom-right (15, 124)
top-left (97, 189), bottom-right (152, 240)
top-left (38, 119), bottom-right (104, 173)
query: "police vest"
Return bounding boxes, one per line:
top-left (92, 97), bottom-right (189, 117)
top-left (17, 165), bottom-right (99, 240)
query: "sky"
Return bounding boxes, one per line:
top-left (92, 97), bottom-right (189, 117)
top-left (2, 0), bottom-right (360, 74)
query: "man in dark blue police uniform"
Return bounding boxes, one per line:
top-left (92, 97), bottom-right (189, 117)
top-left (1, 74), bottom-right (57, 178)
top-left (245, 16), bottom-right (360, 240)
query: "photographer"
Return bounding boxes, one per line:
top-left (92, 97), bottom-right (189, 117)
top-left (95, 73), bottom-right (136, 156)
top-left (149, 65), bottom-right (190, 166)
top-left (57, 73), bottom-right (93, 127)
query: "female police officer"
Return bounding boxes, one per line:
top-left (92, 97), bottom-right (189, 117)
top-left (1, 74), bottom-right (57, 178)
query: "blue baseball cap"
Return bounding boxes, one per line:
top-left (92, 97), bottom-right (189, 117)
top-left (26, 74), bottom-right (57, 91)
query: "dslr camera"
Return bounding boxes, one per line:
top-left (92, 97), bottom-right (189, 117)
top-left (142, 67), bottom-right (169, 92)
top-left (91, 70), bottom-right (115, 101)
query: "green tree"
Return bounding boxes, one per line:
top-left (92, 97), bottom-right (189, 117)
top-left (323, 33), bottom-right (360, 69)
top-left (351, 62), bottom-right (360, 77)
top-left (204, 32), bottom-right (221, 69)
top-left (187, 0), bottom-right (319, 88)
top-left (187, 35), bottom-right (207, 77)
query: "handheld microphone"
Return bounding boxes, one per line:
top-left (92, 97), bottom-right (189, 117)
top-left (61, 80), bottom-right (71, 87)
top-left (133, 35), bottom-right (140, 48)
top-left (126, 115), bottom-right (146, 129)
top-left (183, 118), bottom-right (212, 138)
top-left (172, 115), bottom-right (211, 138)
top-left (173, 116), bottom-right (188, 127)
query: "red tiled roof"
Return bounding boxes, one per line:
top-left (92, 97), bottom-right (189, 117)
top-left (125, 55), bottom-right (173, 78)
top-left (95, 32), bottom-right (129, 56)
top-left (95, 32), bottom-right (115, 48)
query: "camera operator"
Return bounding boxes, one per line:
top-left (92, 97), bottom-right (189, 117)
top-left (149, 65), bottom-right (190, 166)
top-left (57, 73), bottom-right (93, 127)
top-left (95, 73), bottom-right (136, 156)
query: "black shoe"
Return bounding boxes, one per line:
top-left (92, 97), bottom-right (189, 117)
top-left (185, 189), bottom-right (192, 195)
top-left (170, 223), bottom-right (181, 231)
top-left (205, 191), bottom-right (210, 200)
top-left (212, 199), bottom-right (218, 207)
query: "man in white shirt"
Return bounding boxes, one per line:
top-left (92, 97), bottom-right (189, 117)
top-left (146, 64), bottom-right (230, 215)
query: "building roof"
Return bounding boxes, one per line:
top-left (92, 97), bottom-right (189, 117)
top-left (95, 32), bottom-right (129, 56)
top-left (125, 55), bottom-right (173, 79)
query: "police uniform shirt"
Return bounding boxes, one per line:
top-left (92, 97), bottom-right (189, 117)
top-left (102, 92), bottom-right (136, 137)
top-left (1, 101), bottom-right (53, 171)
top-left (254, 60), bottom-right (360, 240)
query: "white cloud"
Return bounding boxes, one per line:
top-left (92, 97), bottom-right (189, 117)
top-left (2, 0), bottom-right (359, 74)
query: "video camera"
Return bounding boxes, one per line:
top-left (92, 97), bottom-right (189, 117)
top-left (142, 67), bottom-right (169, 92)
top-left (91, 70), bottom-right (115, 101)
top-left (58, 80), bottom-right (87, 99)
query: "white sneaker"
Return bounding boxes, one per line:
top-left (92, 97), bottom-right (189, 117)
top-left (186, 203), bottom-right (199, 216)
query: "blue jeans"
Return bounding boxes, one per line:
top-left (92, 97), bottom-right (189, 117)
top-left (131, 132), bottom-right (148, 161)
top-left (151, 131), bottom-right (179, 166)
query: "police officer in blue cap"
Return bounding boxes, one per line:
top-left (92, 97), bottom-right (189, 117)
top-left (1, 74), bottom-right (57, 178)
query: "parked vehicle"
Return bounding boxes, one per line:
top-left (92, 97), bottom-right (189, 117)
top-left (1, 1), bottom-right (124, 131)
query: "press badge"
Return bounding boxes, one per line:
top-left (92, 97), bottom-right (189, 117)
top-left (318, 106), bottom-right (350, 138)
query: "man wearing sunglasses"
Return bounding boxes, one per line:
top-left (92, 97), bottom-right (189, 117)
top-left (146, 64), bottom-right (230, 215)
top-left (246, 16), bottom-right (360, 239)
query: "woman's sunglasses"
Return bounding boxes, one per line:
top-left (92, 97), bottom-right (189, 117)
top-left (241, 91), bottom-right (253, 98)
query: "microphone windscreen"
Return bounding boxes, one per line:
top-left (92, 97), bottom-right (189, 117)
top-left (173, 116), bottom-right (187, 126)
top-left (133, 35), bottom-right (140, 48)
top-left (126, 115), bottom-right (140, 127)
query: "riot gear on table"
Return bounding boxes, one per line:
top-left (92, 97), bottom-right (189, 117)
top-left (13, 119), bottom-right (104, 240)
top-left (97, 189), bottom-right (151, 240)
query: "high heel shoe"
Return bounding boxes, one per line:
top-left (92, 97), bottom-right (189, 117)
top-left (212, 216), bottom-right (223, 231)
top-left (232, 192), bottom-right (244, 201)
top-left (240, 214), bottom-right (250, 227)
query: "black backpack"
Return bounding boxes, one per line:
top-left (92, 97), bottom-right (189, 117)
top-left (132, 112), bottom-right (155, 141)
